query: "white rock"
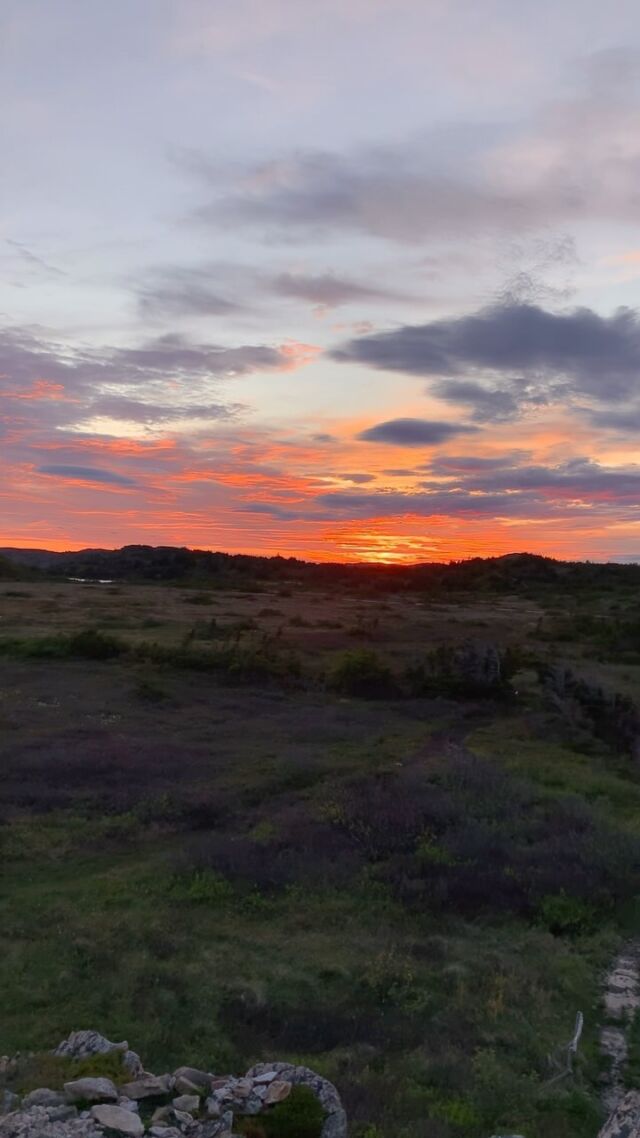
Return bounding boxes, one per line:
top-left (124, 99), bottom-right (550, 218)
top-left (64, 1077), bottom-right (118, 1103)
top-left (172, 1094), bottom-right (200, 1113)
top-left (91, 1103), bottom-right (144, 1136)
top-left (252, 1071), bottom-right (278, 1084)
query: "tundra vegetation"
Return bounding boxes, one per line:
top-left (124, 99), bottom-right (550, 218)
top-left (1, 549), bottom-right (640, 1137)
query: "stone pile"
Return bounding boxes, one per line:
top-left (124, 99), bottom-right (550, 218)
top-left (0, 1031), bottom-right (347, 1138)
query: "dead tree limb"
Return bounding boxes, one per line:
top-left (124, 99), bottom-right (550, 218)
top-left (545, 1011), bottom-right (584, 1086)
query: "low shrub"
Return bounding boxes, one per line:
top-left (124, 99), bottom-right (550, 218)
top-left (260, 1085), bottom-right (326, 1138)
top-left (406, 641), bottom-right (515, 699)
top-left (537, 892), bottom-right (598, 936)
top-left (0, 628), bottom-right (125, 660)
top-left (5, 1049), bottom-right (127, 1095)
top-left (326, 649), bottom-right (395, 698)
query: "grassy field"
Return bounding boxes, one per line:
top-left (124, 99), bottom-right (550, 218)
top-left (1, 576), bottom-right (640, 1137)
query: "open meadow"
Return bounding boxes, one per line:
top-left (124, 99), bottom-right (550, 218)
top-left (2, 559), bottom-right (640, 1138)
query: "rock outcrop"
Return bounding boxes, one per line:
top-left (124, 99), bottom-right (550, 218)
top-left (0, 1032), bottom-right (346, 1138)
top-left (597, 1091), bottom-right (640, 1138)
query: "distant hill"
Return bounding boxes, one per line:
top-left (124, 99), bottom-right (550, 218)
top-left (1, 545), bottom-right (639, 593)
top-left (0, 552), bottom-right (41, 580)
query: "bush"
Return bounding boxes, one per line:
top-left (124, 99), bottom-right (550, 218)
top-left (260, 1086), bottom-right (325, 1138)
top-left (170, 868), bottom-right (234, 905)
top-left (0, 628), bottom-right (125, 660)
top-left (537, 892), bottom-right (597, 935)
top-left (407, 641), bottom-right (514, 699)
top-left (326, 650), bottom-right (395, 698)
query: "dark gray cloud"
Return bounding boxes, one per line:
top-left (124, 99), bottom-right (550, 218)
top-left (357, 417), bottom-right (478, 446)
top-left (38, 465), bottom-right (138, 486)
top-left (431, 379), bottom-right (524, 422)
top-left (236, 502), bottom-right (303, 520)
top-left (333, 302), bottom-right (640, 417)
top-left (0, 324), bottom-right (294, 431)
top-left (340, 472), bottom-right (376, 483)
top-left (433, 457), bottom-right (640, 499)
top-left (312, 457), bottom-right (640, 521)
top-left (270, 272), bottom-right (409, 308)
top-left (111, 334), bottom-right (286, 381)
top-left (316, 488), bottom-right (536, 518)
top-left (86, 393), bottom-right (242, 424)
top-left (588, 408), bottom-right (640, 433)
top-left (0, 326), bottom-right (289, 392)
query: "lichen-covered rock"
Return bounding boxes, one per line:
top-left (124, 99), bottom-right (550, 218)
top-left (172, 1068), bottom-right (213, 1093)
top-left (172, 1094), bottom-right (200, 1114)
top-left (262, 1080), bottom-right (291, 1105)
top-left (53, 1032), bottom-right (143, 1079)
top-left (22, 1090), bottom-right (66, 1110)
top-left (1, 1093), bottom-right (20, 1116)
top-left (1, 1035), bottom-right (344, 1138)
top-left (598, 1091), bottom-right (640, 1137)
top-left (64, 1078), bottom-right (118, 1104)
top-left (89, 1105), bottom-right (144, 1136)
top-left (119, 1075), bottom-right (173, 1100)
top-left (0, 1104), bottom-right (103, 1137)
top-left (246, 1062), bottom-right (347, 1138)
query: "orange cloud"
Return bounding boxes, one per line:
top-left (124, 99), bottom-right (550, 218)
top-left (3, 380), bottom-right (70, 401)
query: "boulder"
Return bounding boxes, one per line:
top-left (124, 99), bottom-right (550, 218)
top-left (598, 1091), bottom-right (640, 1137)
top-left (263, 1080), bottom-right (291, 1105)
top-left (22, 1089), bottom-right (66, 1109)
top-left (53, 1031), bottom-right (143, 1078)
top-left (252, 1071), bottom-right (277, 1085)
top-left (91, 1104), bottom-right (144, 1136)
top-left (120, 1074), bottom-right (173, 1099)
top-left (172, 1067), bottom-right (212, 1092)
top-left (64, 1077), bottom-right (118, 1103)
top-left (173, 1076), bottom-right (204, 1096)
top-left (0, 1091), bottom-right (20, 1116)
top-left (172, 1095), bottom-right (200, 1114)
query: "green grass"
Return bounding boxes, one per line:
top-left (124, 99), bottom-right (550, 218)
top-left (468, 717), bottom-right (640, 831)
top-left (2, 581), bottom-right (640, 1136)
top-left (0, 803), bottom-right (619, 1136)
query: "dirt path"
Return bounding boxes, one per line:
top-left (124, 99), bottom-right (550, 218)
top-left (600, 943), bottom-right (640, 1114)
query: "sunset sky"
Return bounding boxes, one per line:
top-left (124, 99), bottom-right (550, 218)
top-left (2, 0), bottom-right (640, 563)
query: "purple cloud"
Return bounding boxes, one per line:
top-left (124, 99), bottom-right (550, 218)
top-left (357, 418), bottom-right (478, 446)
top-left (38, 465), bottom-right (138, 486)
